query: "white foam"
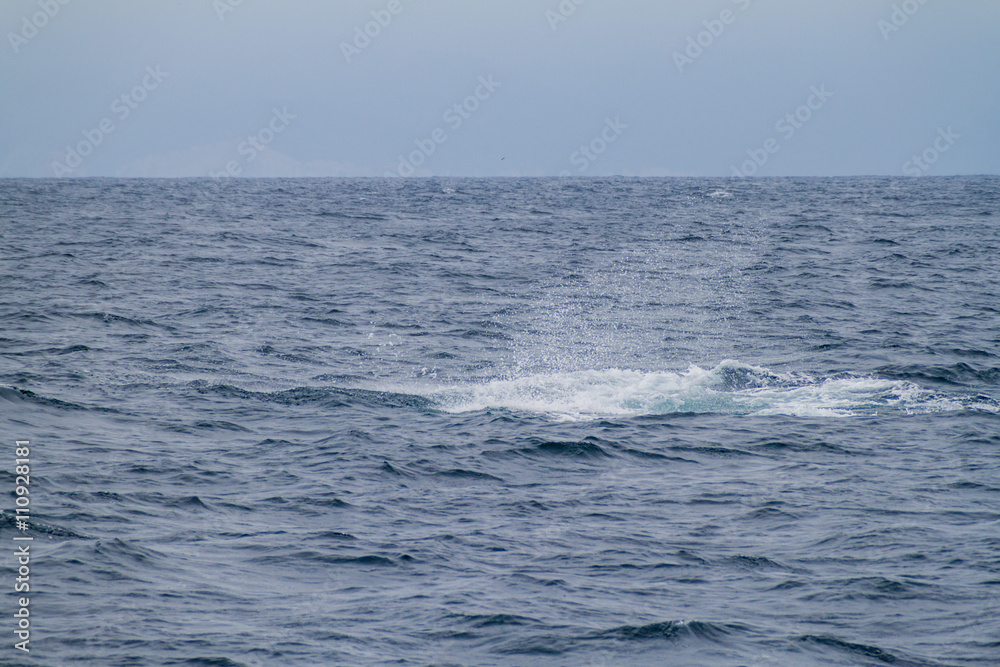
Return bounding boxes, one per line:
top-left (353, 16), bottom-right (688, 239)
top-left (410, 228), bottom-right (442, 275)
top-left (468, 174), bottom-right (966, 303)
top-left (417, 361), bottom-right (992, 421)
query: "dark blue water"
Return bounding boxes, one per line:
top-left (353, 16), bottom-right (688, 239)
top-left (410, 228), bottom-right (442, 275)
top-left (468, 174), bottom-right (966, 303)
top-left (1, 177), bottom-right (999, 666)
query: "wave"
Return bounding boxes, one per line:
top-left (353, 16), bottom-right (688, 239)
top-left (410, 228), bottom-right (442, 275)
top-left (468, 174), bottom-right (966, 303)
top-left (0, 385), bottom-right (119, 414)
top-left (595, 619), bottom-right (742, 642)
top-left (421, 360), bottom-right (999, 421)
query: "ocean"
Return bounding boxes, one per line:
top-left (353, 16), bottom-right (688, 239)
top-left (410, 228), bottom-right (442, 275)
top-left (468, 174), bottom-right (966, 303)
top-left (1, 177), bottom-right (998, 666)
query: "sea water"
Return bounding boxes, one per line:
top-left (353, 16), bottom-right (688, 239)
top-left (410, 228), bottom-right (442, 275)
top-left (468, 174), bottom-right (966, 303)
top-left (1, 177), bottom-right (998, 665)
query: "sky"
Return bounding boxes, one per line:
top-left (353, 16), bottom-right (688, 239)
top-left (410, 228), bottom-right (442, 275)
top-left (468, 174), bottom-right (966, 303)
top-left (1, 0), bottom-right (997, 178)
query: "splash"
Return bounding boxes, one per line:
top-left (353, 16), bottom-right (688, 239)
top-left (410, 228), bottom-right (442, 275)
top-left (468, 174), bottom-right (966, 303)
top-left (422, 360), bottom-right (997, 421)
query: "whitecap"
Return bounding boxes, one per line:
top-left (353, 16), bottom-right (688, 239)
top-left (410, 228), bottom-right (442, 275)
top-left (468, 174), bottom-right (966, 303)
top-left (415, 360), bottom-right (996, 421)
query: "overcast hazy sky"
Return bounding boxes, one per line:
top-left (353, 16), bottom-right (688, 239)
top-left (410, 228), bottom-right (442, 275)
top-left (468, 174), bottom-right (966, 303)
top-left (1, 0), bottom-right (997, 177)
